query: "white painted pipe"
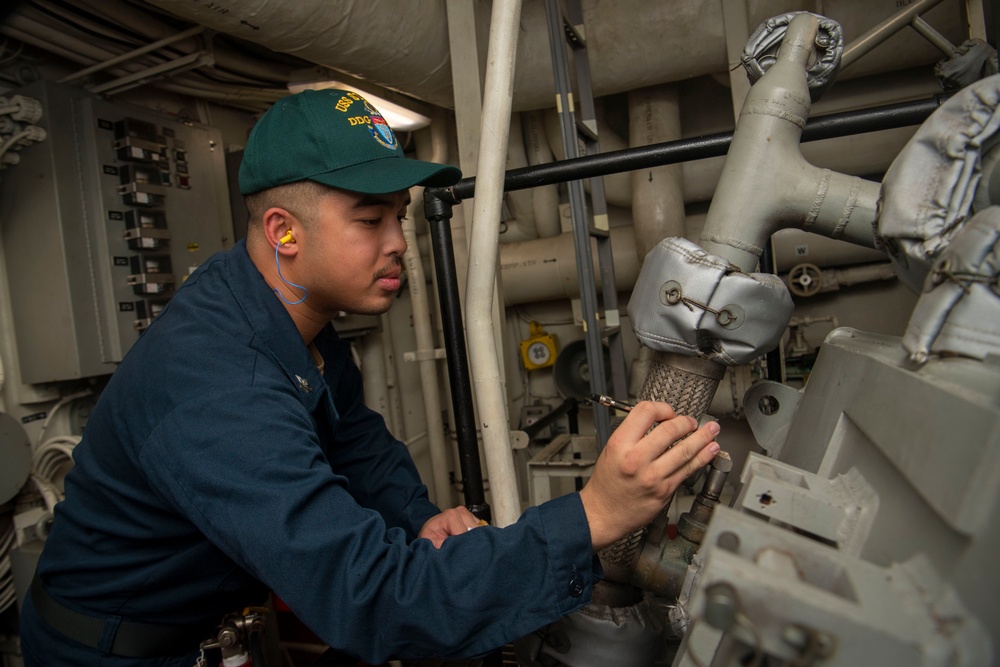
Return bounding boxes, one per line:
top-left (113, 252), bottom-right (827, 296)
top-left (628, 84), bottom-right (685, 260)
top-left (464, 0), bottom-right (523, 527)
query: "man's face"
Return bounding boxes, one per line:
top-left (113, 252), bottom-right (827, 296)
top-left (296, 188), bottom-right (410, 316)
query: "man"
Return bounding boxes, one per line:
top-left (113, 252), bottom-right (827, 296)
top-left (19, 89), bottom-right (721, 665)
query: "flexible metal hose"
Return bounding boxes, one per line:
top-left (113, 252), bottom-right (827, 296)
top-left (598, 351), bottom-right (725, 582)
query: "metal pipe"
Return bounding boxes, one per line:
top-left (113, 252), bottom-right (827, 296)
top-left (463, 0), bottom-right (524, 528)
top-left (424, 195), bottom-right (489, 520)
top-left (910, 16), bottom-right (959, 57)
top-left (840, 0), bottom-right (948, 70)
top-left (446, 97), bottom-right (942, 201)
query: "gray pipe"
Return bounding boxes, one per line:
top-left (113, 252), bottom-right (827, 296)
top-left (700, 13), bottom-right (880, 272)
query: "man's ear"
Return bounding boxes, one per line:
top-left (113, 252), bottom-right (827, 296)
top-left (262, 207), bottom-right (298, 253)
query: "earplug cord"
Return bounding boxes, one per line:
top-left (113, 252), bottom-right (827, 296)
top-left (274, 242), bottom-right (308, 305)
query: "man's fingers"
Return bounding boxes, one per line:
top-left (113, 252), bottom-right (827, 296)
top-left (646, 414), bottom-right (699, 458)
top-left (612, 401), bottom-right (677, 444)
top-left (664, 423), bottom-right (721, 484)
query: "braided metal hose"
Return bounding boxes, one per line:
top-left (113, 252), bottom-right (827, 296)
top-left (598, 351), bottom-right (725, 582)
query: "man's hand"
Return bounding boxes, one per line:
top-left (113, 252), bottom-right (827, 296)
top-left (579, 402), bottom-right (721, 551)
top-left (418, 506), bottom-right (484, 548)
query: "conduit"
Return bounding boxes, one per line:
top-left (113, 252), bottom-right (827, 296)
top-left (628, 83), bottom-right (685, 260)
top-left (464, 0), bottom-right (523, 528)
top-left (402, 116), bottom-right (453, 508)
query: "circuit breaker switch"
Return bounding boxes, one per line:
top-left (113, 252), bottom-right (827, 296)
top-left (127, 255), bottom-right (175, 295)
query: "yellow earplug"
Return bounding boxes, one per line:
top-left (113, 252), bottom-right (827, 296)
top-left (278, 230), bottom-right (295, 245)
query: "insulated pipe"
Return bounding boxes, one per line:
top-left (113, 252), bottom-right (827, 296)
top-left (522, 110), bottom-right (561, 238)
top-left (425, 91), bottom-right (938, 523)
top-left (463, 0), bottom-right (523, 528)
top-left (498, 226), bottom-right (641, 306)
top-left (700, 13), bottom-right (882, 272)
top-left (629, 84), bottom-right (685, 261)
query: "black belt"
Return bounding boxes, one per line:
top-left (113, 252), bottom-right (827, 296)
top-left (30, 574), bottom-right (215, 658)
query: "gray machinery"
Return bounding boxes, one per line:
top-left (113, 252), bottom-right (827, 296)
top-left (523, 11), bottom-right (1000, 667)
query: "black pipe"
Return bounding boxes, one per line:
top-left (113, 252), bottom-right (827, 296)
top-left (423, 192), bottom-right (490, 522)
top-left (439, 96), bottom-right (942, 202)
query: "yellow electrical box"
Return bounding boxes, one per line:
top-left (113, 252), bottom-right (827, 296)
top-left (520, 322), bottom-right (558, 371)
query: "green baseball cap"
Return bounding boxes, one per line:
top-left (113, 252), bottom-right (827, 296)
top-left (239, 88), bottom-right (461, 195)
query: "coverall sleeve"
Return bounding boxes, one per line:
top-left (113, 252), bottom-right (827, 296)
top-left (138, 386), bottom-right (599, 663)
top-left (323, 354), bottom-right (440, 538)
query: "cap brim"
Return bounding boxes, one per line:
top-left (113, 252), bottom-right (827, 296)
top-left (308, 156), bottom-right (462, 194)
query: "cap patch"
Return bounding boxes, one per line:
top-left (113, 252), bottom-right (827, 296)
top-left (333, 91), bottom-right (398, 151)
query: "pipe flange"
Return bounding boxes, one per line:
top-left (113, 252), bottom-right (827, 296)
top-left (741, 12), bottom-right (844, 102)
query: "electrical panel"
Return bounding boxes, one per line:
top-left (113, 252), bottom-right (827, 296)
top-left (0, 80), bottom-right (233, 383)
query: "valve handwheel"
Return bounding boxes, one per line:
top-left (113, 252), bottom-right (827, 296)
top-left (787, 263), bottom-right (823, 297)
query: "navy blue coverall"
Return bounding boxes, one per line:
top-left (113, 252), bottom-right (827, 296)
top-left (19, 239), bottom-right (599, 666)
